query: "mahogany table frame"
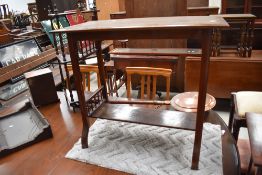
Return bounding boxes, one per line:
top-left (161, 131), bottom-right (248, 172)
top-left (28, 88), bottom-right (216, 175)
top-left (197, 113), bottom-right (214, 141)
top-left (52, 16), bottom-right (229, 170)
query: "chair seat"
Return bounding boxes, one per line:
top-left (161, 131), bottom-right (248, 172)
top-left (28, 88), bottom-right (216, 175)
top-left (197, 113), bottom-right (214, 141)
top-left (236, 91), bottom-right (262, 118)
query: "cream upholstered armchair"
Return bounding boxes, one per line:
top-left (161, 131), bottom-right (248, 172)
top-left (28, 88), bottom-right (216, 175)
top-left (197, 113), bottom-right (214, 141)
top-left (228, 91), bottom-right (262, 141)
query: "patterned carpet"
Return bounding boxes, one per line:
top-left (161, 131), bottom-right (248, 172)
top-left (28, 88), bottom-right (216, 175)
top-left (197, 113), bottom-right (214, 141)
top-left (66, 119), bottom-right (223, 175)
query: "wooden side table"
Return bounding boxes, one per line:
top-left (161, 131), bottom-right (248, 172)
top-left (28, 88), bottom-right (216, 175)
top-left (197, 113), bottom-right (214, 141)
top-left (212, 14), bottom-right (256, 57)
top-left (52, 16), bottom-right (229, 170)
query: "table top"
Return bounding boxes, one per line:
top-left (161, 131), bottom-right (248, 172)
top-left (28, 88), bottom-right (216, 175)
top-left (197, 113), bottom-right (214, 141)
top-left (110, 48), bottom-right (202, 57)
top-left (212, 14), bottom-right (256, 19)
top-left (246, 112), bottom-right (262, 167)
top-left (52, 16), bottom-right (229, 34)
top-left (187, 6), bottom-right (219, 10)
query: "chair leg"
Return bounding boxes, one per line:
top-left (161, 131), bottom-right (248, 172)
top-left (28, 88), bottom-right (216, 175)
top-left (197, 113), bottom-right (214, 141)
top-left (109, 75), bottom-right (114, 96)
top-left (232, 120), bottom-right (240, 141)
top-left (228, 107), bottom-right (234, 132)
top-left (113, 69), bottom-right (119, 97)
top-left (228, 94), bottom-right (235, 131)
top-left (81, 121), bottom-right (90, 149)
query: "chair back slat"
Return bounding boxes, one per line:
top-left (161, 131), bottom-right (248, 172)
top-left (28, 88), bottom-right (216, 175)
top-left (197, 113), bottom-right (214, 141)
top-left (126, 67), bottom-right (172, 100)
top-left (126, 74), bottom-right (132, 99)
top-left (140, 75), bottom-right (145, 99)
top-left (166, 75), bottom-right (170, 100)
top-left (152, 76), bottom-right (157, 100)
top-left (67, 65), bottom-right (100, 91)
top-left (146, 75), bottom-right (151, 99)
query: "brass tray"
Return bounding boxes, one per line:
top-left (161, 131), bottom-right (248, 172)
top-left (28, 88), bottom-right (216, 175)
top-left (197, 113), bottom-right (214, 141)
top-left (170, 92), bottom-right (216, 112)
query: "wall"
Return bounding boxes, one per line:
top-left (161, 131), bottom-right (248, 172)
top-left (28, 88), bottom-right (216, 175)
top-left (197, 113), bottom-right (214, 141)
top-left (209, 0), bottom-right (221, 12)
top-left (96, 0), bottom-right (120, 20)
top-left (0, 0), bottom-right (35, 13)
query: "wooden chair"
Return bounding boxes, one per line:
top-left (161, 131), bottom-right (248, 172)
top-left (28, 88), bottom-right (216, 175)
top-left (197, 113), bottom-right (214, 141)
top-left (126, 67), bottom-right (172, 100)
top-left (67, 65), bottom-right (101, 92)
top-left (228, 91), bottom-right (262, 141)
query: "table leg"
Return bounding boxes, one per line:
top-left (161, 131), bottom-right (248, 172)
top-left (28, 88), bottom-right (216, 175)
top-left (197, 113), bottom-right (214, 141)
top-left (244, 22), bottom-right (248, 57)
top-left (191, 29), bottom-right (211, 170)
top-left (217, 29), bottom-right (222, 56)
top-left (95, 41), bottom-right (108, 101)
top-left (239, 25), bottom-right (245, 57)
top-left (211, 29), bottom-right (216, 57)
top-left (248, 20), bottom-right (255, 57)
top-left (67, 34), bottom-right (90, 148)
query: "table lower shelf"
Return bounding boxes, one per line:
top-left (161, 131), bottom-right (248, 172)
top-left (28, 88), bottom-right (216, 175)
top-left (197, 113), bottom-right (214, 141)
top-left (90, 103), bottom-right (197, 131)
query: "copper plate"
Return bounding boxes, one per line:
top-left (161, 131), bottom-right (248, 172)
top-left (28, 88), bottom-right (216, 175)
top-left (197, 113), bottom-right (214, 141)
top-left (170, 92), bottom-right (216, 112)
